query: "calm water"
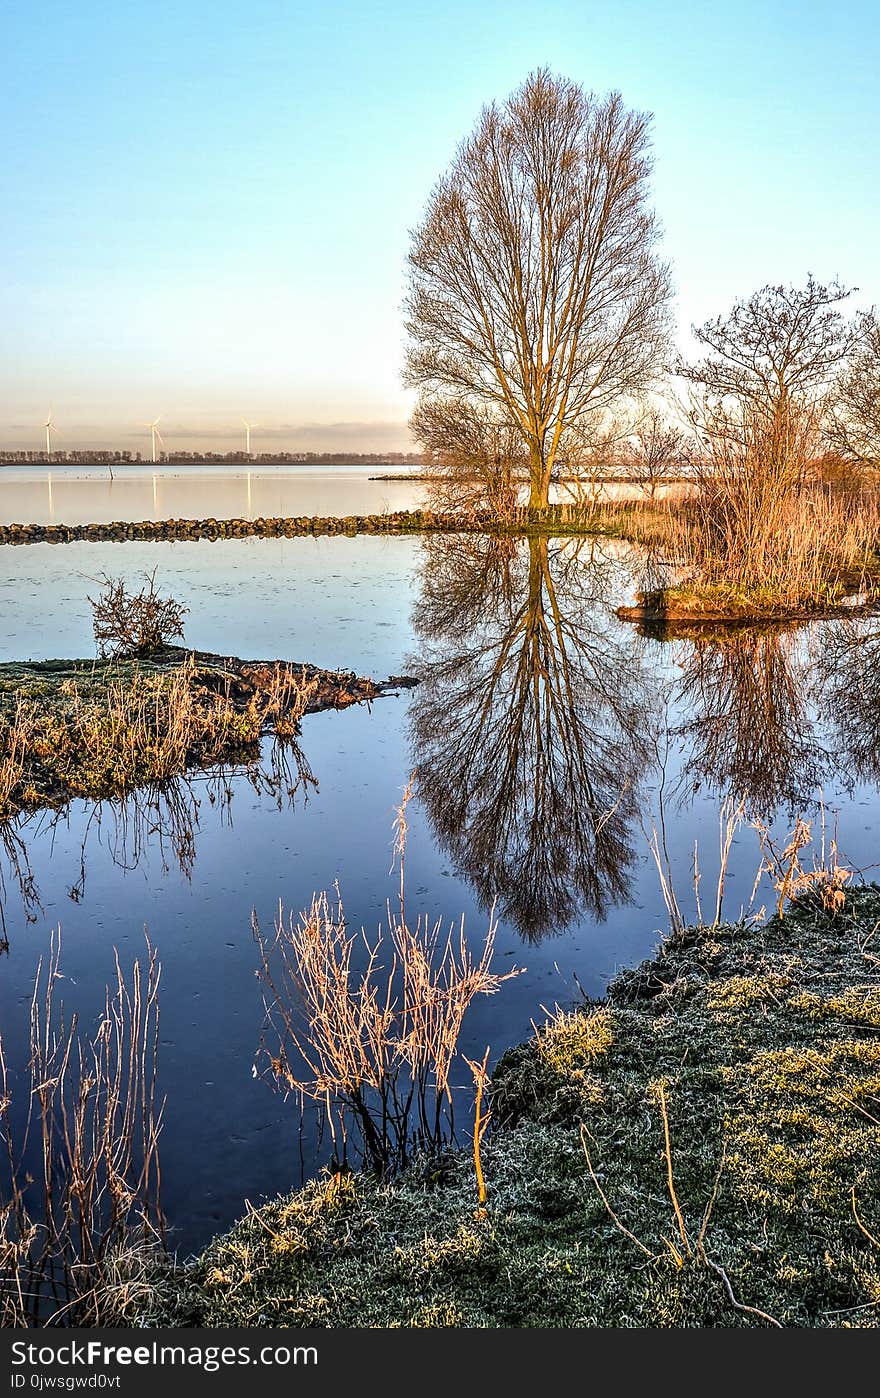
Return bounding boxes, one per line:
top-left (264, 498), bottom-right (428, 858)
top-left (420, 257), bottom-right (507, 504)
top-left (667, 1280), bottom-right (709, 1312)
top-left (0, 461), bottom-right (685, 527)
top-left (0, 462), bottom-right (424, 526)
top-left (1, 530), bottom-right (878, 1252)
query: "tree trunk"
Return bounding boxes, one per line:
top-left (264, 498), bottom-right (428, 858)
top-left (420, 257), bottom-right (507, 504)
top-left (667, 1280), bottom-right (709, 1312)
top-left (528, 441), bottom-right (549, 510)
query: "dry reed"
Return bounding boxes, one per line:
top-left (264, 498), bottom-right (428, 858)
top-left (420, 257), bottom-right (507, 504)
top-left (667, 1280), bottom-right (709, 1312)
top-left (638, 395), bottom-right (880, 610)
top-left (254, 890), bottom-right (519, 1170)
top-left (0, 933), bottom-right (164, 1326)
top-left (254, 791), bottom-right (522, 1170)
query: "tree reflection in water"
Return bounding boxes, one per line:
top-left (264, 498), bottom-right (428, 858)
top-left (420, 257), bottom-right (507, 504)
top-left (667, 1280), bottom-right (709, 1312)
top-left (672, 628), bottom-right (828, 817)
top-left (408, 533), bottom-right (657, 941)
top-left (409, 534), bottom-right (880, 941)
top-left (815, 617), bottom-right (880, 789)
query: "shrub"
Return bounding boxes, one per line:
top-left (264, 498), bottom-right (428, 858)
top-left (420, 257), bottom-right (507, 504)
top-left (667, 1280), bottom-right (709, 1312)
top-left (88, 571), bottom-right (188, 657)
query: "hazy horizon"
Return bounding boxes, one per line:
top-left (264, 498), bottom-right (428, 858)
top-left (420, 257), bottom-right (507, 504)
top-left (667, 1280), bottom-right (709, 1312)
top-left (0, 418), bottom-right (415, 456)
top-left (2, 0), bottom-right (877, 453)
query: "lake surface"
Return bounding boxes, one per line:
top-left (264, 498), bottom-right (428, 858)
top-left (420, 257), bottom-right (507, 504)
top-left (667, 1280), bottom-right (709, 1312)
top-left (0, 461), bottom-right (686, 527)
top-left (0, 461), bottom-right (424, 526)
top-left (1, 528), bottom-right (878, 1253)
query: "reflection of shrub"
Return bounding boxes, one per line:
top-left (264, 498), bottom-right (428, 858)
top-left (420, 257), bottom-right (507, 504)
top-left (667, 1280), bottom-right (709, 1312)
top-left (88, 571), bottom-right (188, 657)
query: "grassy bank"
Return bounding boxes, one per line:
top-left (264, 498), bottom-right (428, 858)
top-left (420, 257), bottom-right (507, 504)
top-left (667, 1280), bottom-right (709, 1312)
top-left (616, 580), bottom-right (880, 631)
top-left (0, 647), bottom-right (409, 819)
top-left (132, 886), bottom-right (880, 1329)
top-left (617, 486), bottom-right (880, 624)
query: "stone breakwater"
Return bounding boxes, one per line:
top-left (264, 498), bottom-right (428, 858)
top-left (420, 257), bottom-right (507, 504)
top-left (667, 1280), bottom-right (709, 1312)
top-left (0, 506), bottom-right (604, 545)
top-left (0, 511), bottom-right (478, 545)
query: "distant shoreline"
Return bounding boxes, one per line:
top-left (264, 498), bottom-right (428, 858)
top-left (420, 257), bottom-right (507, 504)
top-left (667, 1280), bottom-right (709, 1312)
top-left (371, 472), bottom-right (693, 484)
top-left (0, 454), bottom-right (425, 468)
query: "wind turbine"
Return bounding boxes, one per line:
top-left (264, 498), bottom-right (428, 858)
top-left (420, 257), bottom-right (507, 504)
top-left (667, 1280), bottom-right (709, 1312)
top-left (241, 418), bottom-right (259, 457)
top-left (44, 410), bottom-right (59, 458)
top-left (143, 417), bottom-right (164, 464)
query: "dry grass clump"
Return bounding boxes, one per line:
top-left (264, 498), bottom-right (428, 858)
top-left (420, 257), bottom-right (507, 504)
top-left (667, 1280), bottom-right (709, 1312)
top-left (0, 700), bottom-right (38, 819)
top-left (0, 656), bottom-right (319, 819)
top-left (256, 664), bottom-right (319, 739)
top-left (0, 934), bottom-right (164, 1325)
top-left (754, 814), bottom-right (854, 915)
top-left (666, 484), bottom-right (880, 612)
top-left (254, 782), bottom-right (522, 1171)
top-left (254, 889), bottom-right (520, 1171)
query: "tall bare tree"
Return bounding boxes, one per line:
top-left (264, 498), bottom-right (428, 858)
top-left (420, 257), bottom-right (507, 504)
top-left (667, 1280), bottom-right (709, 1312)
top-left (405, 69), bottom-right (672, 510)
top-left (826, 310), bottom-right (880, 469)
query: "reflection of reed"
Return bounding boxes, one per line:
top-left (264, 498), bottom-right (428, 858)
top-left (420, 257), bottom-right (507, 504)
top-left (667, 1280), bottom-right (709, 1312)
top-left (0, 738), bottom-right (318, 940)
top-left (0, 821), bottom-right (42, 943)
top-left (673, 630), bottom-right (827, 817)
top-left (409, 534), bottom-right (655, 940)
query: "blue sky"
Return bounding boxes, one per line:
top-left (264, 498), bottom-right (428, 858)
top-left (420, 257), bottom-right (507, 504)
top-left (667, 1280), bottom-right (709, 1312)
top-left (1, 0), bottom-right (878, 452)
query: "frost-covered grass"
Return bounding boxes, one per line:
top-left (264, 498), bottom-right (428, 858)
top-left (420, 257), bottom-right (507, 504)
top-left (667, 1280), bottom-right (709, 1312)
top-left (133, 887), bottom-right (880, 1329)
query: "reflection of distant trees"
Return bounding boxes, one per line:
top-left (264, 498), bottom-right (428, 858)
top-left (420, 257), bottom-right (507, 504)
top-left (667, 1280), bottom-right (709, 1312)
top-left (673, 629), bottom-right (827, 817)
top-left (409, 533), bottom-right (655, 941)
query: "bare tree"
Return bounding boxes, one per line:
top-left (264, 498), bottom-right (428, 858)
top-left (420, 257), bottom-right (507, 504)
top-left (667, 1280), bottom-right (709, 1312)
top-left (405, 69), bottom-right (672, 511)
top-left (410, 395), bottom-right (526, 516)
top-left (620, 409), bottom-right (691, 499)
top-left (826, 310), bottom-right (880, 469)
top-left (674, 279), bottom-right (859, 587)
top-left (678, 276), bottom-right (855, 426)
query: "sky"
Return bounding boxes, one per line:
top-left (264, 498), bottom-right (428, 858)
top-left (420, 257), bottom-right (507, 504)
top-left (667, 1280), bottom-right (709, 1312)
top-left (1, 0), bottom-right (878, 454)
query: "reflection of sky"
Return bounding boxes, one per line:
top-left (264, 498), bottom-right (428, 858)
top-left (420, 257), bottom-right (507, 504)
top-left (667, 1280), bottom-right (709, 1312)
top-left (0, 463), bottom-right (424, 527)
top-left (0, 533), bottom-right (421, 671)
top-left (1, 2), bottom-right (877, 448)
top-left (1, 533), bottom-right (878, 1251)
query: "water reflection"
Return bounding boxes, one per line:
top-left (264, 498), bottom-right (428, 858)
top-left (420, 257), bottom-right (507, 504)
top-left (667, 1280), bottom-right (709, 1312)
top-left (0, 464), bottom-right (423, 527)
top-left (816, 618), bottom-right (880, 788)
top-left (0, 823), bottom-right (41, 941)
top-left (0, 738), bottom-right (316, 940)
top-left (409, 534), bottom-right (880, 941)
top-left (408, 534), bottom-right (656, 940)
top-left (672, 629), bottom-right (827, 816)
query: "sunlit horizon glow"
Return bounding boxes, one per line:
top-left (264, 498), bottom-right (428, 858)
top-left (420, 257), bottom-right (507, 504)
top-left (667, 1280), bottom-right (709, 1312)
top-left (1, 0), bottom-right (877, 453)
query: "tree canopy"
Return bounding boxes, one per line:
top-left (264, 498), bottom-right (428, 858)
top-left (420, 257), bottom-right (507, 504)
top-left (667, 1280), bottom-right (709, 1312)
top-left (405, 69), bottom-right (671, 509)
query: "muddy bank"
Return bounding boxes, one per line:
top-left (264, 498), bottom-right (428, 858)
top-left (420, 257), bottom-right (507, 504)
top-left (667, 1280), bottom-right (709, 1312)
top-left (0, 646), bottom-right (417, 819)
